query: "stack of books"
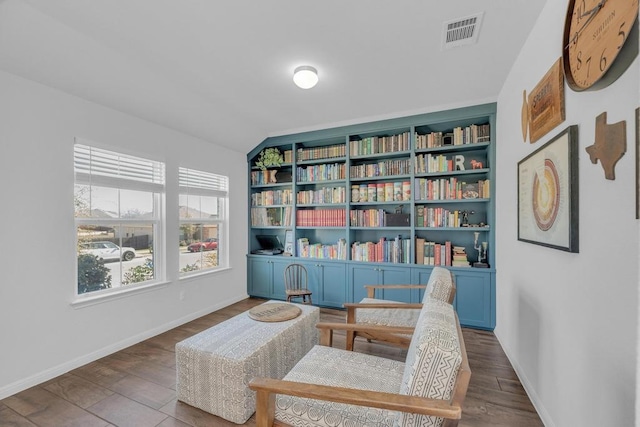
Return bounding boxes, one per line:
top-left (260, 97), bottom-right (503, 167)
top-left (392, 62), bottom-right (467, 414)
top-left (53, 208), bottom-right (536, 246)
top-left (452, 246), bottom-right (470, 267)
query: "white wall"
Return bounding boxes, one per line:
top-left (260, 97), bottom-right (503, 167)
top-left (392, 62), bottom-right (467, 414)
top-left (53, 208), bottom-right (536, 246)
top-left (0, 70), bottom-right (248, 398)
top-left (496, 2), bottom-right (639, 426)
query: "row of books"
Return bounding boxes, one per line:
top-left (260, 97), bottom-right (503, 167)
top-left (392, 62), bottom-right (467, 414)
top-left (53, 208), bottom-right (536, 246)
top-left (296, 238), bottom-right (347, 260)
top-left (250, 206), bottom-right (293, 227)
top-left (351, 236), bottom-right (411, 263)
top-left (350, 209), bottom-right (406, 228)
top-left (414, 123), bottom-right (490, 149)
top-left (296, 163), bottom-right (346, 182)
top-left (414, 153), bottom-right (487, 175)
top-left (251, 189), bottom-right (293, 206)
top-left (297, 144), bottom-right (346, 161)
top-left (414, 178), bottom-right (490, 200)
top-left (350, 132), bottom-right (411, 157)
top-left (283, 150), bottom-right (293, 163)
top-left (416, 206), bottom-right (485, 228)
top-left (415, 238), bottom-right (470, 267)
top-left (297, 187), bottom-right (346, 205)
top-left (351, 181), bottom-right (411, 203)
top-left (350, 158), bottom-right (412, 179)
top-left (296, 208), bottom-right (346, 227)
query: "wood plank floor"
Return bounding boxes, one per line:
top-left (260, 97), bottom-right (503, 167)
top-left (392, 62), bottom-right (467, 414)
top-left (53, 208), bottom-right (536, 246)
top-left (1, 298), bottom-right (543, 427)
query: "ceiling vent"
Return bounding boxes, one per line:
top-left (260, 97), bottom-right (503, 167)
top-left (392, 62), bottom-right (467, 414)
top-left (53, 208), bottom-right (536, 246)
top-left (441, 12), bottom-right (484, 50)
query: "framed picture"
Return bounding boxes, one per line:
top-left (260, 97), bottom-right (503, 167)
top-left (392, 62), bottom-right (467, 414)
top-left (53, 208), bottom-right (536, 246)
top-left (518, 125), bottom-right (579, 252)
top-left (284, 229), bottom-right (294, 256)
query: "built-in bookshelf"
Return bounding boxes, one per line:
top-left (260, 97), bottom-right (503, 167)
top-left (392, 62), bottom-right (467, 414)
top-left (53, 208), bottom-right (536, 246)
top-left (247, 103), bottom-right (496, 330)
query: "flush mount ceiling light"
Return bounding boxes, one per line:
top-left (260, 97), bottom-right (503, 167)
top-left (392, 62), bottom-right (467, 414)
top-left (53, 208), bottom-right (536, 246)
top-left (293, 65), bottom-right (318, 89)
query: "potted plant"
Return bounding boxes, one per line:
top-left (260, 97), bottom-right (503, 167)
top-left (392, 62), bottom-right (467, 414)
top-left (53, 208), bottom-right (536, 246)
top-left (255, 148), bottom-right (283, 170)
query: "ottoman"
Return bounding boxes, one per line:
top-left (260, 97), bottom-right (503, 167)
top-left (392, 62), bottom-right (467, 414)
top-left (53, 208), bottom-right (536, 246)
top-left (175, 301), bottom-right (319, 423)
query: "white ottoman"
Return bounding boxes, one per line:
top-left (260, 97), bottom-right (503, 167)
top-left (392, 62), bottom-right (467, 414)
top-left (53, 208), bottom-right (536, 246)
top-left (175, 301), bottom-right (319, 423)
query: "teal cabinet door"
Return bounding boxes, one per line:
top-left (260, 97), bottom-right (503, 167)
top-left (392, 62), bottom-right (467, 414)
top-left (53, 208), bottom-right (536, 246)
top-left (312, 261), bottom-right (347, 308)
top-left (378, 266), bottom-right (412, 302)
top-left (271, 259), bottom-right (290, 301)
top-left (349, 264), bottom-right (380, 302)
top-left (411, 266), bottom-right (435, 302)
top-left (454, 270), bottom-right (493, 329)
top-left (248, 257), bottom-right (273, 298)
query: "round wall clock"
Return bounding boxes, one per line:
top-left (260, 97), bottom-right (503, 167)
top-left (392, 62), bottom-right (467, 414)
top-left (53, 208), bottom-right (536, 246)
top-left (563, 0), bottom-right (639, 91)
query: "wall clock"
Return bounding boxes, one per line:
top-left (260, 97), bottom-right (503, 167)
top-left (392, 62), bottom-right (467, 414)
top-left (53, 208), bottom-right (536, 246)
top-left (562, 0), bottom-right (639, 91)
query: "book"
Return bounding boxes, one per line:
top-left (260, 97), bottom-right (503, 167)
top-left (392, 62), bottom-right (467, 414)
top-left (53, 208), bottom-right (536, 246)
top-left (416, 237), bottom-right (425, 264)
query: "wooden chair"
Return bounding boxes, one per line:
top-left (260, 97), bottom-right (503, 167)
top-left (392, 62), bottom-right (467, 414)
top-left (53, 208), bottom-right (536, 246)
top-left (249, 298), bottom-right (471, 427)
top-left (344, 266), bottom-right (456, 350)
top-left (283, 263), bottom-right (312, 304)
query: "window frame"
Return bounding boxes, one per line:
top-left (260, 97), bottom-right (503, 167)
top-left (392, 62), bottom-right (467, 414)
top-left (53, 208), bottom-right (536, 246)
top-left (178, 167), bottom-right (229, 278)
top-left (74, 140), bottom-right (166, 300)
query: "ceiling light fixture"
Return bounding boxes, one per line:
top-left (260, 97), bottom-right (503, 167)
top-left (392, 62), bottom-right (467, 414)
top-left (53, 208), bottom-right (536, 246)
top-left (293, 65), bottom-right (318, 89)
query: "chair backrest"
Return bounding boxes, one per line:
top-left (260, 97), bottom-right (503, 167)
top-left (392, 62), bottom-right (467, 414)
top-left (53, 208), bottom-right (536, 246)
top-left (422, 266), bottom-right (456, 304)
top-left (283, 263), bottom-right (308, 292)
top-left (397, 298), bottom-right (468, 427)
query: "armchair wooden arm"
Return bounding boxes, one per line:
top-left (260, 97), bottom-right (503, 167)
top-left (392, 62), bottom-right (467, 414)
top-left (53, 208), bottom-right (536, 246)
top-left (316, 322), bottom-right (415, 347)
top-left (249, 377), bottom-right (462, 427)
top-left (364, 284), bottom-right (427, 298)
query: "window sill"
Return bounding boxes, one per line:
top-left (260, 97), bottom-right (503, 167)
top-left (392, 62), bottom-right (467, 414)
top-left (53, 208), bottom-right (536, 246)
top-left (179, 266), bottom-right (232, 283)
top-left (71, 280), bottom-right (170, 309)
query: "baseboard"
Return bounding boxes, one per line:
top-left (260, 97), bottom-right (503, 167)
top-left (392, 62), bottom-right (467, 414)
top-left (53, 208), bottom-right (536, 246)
top-left (0, 293), bottom-right (249, 400)
top-left (494, 329), bottom-right (554, 427)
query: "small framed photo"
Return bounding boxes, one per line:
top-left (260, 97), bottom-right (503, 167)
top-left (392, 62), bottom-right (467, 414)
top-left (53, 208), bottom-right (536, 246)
top-left (284, 230), bottom-right (294, 256)
top-left (518, 125), bottom-right (579, 252)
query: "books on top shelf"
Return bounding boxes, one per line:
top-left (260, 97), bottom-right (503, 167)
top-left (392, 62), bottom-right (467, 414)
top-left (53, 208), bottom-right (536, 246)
top-left (350, 132), bottom-right (410, 156)
top-left (297, 143), bottom-right (346, 161)
top-left (414, 123), bottom-right (490, 149)
top-left (351, 235), bottom-right (410, 263)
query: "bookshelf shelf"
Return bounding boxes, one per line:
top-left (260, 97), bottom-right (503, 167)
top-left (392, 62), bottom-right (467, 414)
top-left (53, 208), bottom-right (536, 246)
top-left (247, 103), bottom-right (496, 330)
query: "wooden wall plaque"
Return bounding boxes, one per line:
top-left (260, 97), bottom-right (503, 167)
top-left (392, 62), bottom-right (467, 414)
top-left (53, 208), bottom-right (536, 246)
top-left (527, 58), bottom-right (565, 143)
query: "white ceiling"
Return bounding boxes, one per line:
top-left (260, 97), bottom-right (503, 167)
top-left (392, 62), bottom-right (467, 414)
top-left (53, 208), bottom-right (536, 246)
top-left (0, 0), bottom-right (547, 154)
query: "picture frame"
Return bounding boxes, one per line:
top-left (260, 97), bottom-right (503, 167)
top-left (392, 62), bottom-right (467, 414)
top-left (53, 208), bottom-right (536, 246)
top-left (284, 229), bottom-right (294, 256)
top-left (518, 125), bottom-right (579, 252)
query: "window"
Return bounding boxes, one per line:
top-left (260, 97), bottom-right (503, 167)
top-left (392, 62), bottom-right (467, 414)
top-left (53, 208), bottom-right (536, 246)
top-left (179, 167), bottom-right (228, 276)
top-left (74, 142), bottom-right (165, 295)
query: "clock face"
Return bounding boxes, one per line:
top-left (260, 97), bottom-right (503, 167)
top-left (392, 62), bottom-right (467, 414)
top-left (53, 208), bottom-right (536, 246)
top-left (563, 0), bottom-right (639, 91)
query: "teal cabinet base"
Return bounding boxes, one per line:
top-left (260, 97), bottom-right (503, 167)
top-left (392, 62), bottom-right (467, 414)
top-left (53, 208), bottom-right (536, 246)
top-left (248, 255), bottom-right (495, 330)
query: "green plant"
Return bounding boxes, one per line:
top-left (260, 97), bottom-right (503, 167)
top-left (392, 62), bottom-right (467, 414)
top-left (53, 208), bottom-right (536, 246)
top-left (122, 258), bottom-right (154, 285)
top-left (255, 148), bottom-right (283, 170)
top-left (77, 254), bottom-right (112, 294)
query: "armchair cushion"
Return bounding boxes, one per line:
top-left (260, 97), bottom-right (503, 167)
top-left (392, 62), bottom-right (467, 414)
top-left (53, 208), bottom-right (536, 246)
top-left (355, 298), bottom-right (421, 328)
top-left (398, 298), bottom-right (462, 427)
top-left (275, 345), bottom-right (404, 427)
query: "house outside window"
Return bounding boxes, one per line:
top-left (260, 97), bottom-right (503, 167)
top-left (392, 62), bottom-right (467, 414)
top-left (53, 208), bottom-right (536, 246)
top-left (179, 167), bottom-right (228, 276)
top-left (74, 141), bottom-right (165, 295)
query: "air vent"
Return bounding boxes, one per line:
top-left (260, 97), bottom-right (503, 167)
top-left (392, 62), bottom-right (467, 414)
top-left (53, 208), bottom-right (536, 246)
top-left (441, 12), bottom-right (484, 50)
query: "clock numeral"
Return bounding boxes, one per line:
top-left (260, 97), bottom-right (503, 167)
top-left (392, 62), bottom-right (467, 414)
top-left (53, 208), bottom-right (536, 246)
top-left (599, 49), bottom-right (607, 72)
top-left (585, 55), bottom-right (592, 77)
top-left (617, 23), bottom-right (627, 50)
top-left (576, 0), bottom-right (586, 23)
top-left (576, 51), bottom-right (583, 70)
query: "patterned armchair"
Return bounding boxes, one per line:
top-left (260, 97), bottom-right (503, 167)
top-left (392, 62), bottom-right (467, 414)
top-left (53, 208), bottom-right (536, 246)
top-left (249, 298), bottom-right (470, 427)
top-left (343, 266), bottom-right (456, 350)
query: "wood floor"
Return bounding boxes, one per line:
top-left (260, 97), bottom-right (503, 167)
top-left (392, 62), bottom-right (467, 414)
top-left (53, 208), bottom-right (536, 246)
top-left (0, 298), bottom-right (543, 427)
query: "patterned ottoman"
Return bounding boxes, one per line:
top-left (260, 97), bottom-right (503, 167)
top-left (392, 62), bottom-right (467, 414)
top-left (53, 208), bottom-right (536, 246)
top-left (175, 301), bottom-right (319, 423)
